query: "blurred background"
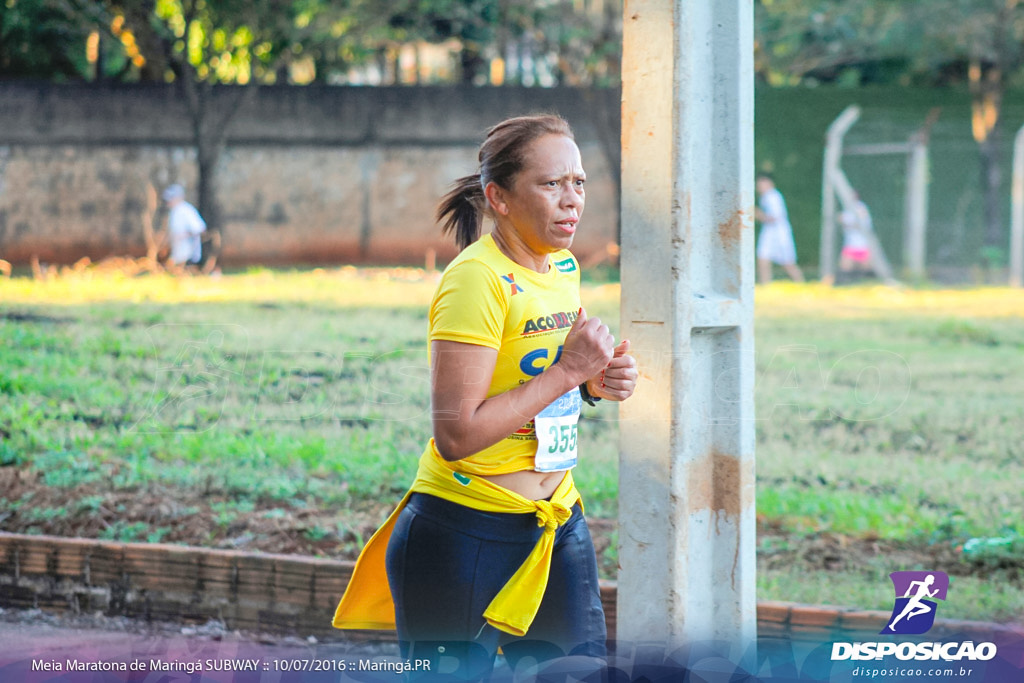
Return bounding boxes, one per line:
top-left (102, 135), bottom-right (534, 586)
top-left (2, 0), bottom-right (1024, 281)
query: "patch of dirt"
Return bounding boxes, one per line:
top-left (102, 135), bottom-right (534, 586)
top-left (754, 517), bottom-right (1019, 582)
top-left (0, 466), bottom-right (391, 561)
top-left (0, 464), bottom-right (1009, 585)
top-left (587, 516), bottom-right (617, 578)
top-left (758, 529), bottom-right (961, 574)
top-left (0, 311), bottom-right (76, 324)
top-left (0, 468), bottom-right (631, 579)
top-left (1, 466), bottom-right (628, 574)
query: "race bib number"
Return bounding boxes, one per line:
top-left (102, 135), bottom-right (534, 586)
top-left (533, 388), bottom-right (583, 472)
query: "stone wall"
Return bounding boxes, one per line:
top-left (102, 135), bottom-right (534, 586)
top-left (0, 84), bottom-right (619, 267)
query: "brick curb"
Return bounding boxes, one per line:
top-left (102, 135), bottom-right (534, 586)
top-left (1, 532), bottom-right (1017, 643)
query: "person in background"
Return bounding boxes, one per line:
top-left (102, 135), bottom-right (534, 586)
top-left (838, 192), bottom-right (875, 278)
top-left (755, 173), bottom-right (804, 284)
top-left (162, 184), bottom-right (206, 270)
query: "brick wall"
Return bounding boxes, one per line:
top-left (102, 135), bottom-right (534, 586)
top-left (0, 84), bottom-right (619, 267)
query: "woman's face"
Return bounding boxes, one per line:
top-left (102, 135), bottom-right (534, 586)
top-left (496, 133), bottom-right (586, 255)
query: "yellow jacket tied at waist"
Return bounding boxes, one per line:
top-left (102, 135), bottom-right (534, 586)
top-left (332, 441), bottom-right (581, 637)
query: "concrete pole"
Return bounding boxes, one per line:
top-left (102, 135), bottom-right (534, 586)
top-left (1010, 123), bottom-right (1024, 288)
top-left (618, 0), bottom-right (755, 663)
top-left (820, 105), bottom-right (861, 285)
top-left (903, 136), bottom-right (929, 279)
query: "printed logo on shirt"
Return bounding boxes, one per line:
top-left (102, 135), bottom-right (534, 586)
top-left (519, 345), bottom-right (563, 376)
top-left (501, 273), bottom-right (524, 296)
top-left (554, 257), bottom-right (577, 273)
top-left (522, 311), bottom-right (578, 336)
top-left (511, 420), bottom-right (536, 439)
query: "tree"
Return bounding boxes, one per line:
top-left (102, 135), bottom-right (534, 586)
top-left (754, 0), bottom-right (913, 87)
top-left (1, 0), bottom-right (94, 80)
top-left (380, 0), bottom-right (542, 84)
top-left (50, 0), bottom-right (383, 255)
top-left (756, 0), bottom-right (1024, 260)
top-left (908, 0), bottom-right (1024, 260)
top-left (6, 0), bottom-right (623, 252)
top-left (375, 0), bottom-right (619, 86)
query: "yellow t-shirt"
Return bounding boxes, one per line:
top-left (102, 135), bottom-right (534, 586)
top-left (429, 233), bottom-right (582, 475)
top-left (333, 234), bottom-right (587, 636)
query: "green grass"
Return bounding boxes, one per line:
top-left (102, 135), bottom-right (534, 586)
top-left (2, 271), bottom-right (1023, 623)
top-left (753, 285), bottom-right (1024, 544)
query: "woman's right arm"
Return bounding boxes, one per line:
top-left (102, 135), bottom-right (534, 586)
top-left (430, 308), bottom-right (614, 461)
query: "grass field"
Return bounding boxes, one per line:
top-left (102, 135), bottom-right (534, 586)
top-left (1, 267), bottom-right (1023, 623)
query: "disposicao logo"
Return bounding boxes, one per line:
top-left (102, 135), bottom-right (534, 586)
top-left (881, 570), bottom-right (949, 635)
top-left (831, 569), bottom-right (998, 664)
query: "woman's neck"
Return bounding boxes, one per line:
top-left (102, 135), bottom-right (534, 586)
top-left (491, 226), bottom-right (550, 274)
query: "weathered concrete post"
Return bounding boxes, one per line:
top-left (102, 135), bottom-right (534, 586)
top-left (820, 105), bottom-right (861, 285)
top-left (1010, 123), bottom-right (1024, 288)
top-left (903, 134), bottom-right (929, 279)
top-left (618, 0), bottom-right (757, 665)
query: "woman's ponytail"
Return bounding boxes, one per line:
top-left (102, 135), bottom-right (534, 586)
top-left (436, 174), bottom-right (485, 251)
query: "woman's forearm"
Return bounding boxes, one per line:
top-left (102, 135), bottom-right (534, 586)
top-left (432, 362), bottom-right (582, 461)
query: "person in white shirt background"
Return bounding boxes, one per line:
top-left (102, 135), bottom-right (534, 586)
top-left (162, 184), bottom-right (206, 270)
top-left (755, 173), bottom-right (805, 284)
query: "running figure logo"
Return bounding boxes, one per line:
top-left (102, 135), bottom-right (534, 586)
top-left (881, 571), bottom-right (949, 635)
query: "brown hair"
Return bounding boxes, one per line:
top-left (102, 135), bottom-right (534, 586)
top-left (436, 114), bottom-right (575, 250)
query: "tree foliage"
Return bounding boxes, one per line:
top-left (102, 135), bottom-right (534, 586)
top-left (756, 0), bottom-right (1024, 253)
top-left (1, 0), bottom-right (620, 87)
top-left (1, 0), bottom-right (95, 80)
top-left (756, 0), bottom-right (1024, 87)
top-left (755, 0), bottom-right (916, 86)
top-left (57, 0), bottom-right (382, 84)
top-left (1, 0), bottom-right (620, 260)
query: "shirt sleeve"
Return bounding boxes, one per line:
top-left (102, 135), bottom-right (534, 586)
top-left (430, 259), bottom-right (508, 349)
top-left (761, 192), bottom-right (784, 222)
top-left (185, 205), bottom-right (207, 235)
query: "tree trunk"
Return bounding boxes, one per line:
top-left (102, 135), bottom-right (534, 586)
top-left (121, 0), bottom-right (168, 82)
top-left (94, 32), bottom-right (105, 81)
top-left (980, 115), bottom-right (1004, 251)
top-left (970, 57), bottom-right (1006, 258)
top-left (188, 84), bottom-right (259, 265)
top-left (194, 119), bottom-right (225, 270)
top-left (196, 143), bottom-right (222, 237)
top-left (460, 46), bottom-right (485, 84)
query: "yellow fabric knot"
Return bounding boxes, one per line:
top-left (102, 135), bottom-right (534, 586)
top-left (534, 499), bottom-right (571, 533)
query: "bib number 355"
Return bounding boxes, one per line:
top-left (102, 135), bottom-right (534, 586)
top-left (534, 389), bottom-right (582, 472)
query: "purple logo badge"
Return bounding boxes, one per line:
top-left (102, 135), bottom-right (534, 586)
top-left (881, 571), bottom-right (949, 635)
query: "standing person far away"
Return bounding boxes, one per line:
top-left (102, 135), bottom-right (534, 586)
top-left (839, 192), bottom-right (875, 277)
top-left (332, 114), bottom-right (638, 680)
top-left (755, 173), bottom-right (804, 284)
top-left (162, 184), bottom-right (206, 269)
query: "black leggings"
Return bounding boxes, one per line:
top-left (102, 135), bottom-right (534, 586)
top-left (385, 492), bottom-right (607, 679)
